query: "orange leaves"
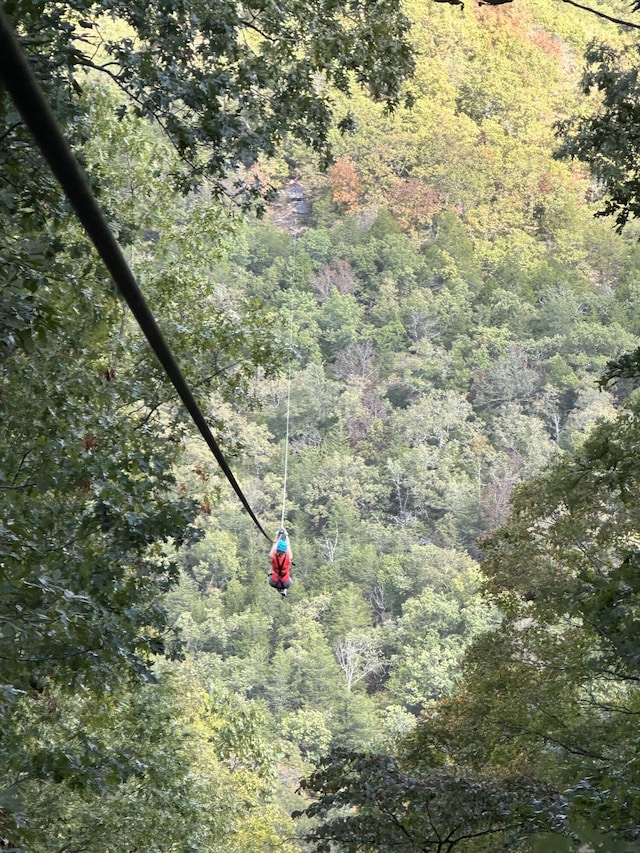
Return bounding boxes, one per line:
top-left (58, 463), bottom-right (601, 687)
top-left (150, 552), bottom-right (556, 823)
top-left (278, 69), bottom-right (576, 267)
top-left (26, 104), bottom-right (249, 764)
top-left (329, 157), bottom-right (362, 210)
top-left (387, 178), bottom-right (442, 233)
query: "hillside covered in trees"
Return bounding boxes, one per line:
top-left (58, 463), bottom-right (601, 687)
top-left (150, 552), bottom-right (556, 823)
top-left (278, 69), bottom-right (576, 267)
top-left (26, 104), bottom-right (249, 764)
top-left (4, 0), bottom-right (640, 849)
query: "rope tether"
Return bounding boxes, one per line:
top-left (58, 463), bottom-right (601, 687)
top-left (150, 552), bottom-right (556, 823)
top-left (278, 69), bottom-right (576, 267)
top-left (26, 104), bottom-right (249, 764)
top-left (280, 304), bottom-right (294, 531)
top-left (0, 12), bottom-right (271, 542)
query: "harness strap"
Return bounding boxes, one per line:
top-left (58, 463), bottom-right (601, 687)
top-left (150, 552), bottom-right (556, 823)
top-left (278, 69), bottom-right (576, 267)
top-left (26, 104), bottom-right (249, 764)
top-left (274, 552), bottom-right (288, 577)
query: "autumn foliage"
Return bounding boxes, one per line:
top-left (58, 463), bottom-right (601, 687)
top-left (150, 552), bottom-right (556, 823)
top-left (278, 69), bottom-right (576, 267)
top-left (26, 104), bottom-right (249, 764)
top-left (329, 157), bottom-right (362, 210)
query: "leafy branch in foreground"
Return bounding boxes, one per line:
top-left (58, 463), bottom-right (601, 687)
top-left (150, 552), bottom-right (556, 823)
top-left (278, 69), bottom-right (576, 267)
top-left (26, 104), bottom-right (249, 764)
top-left (3, 0), bottom-right (415, 206)
top-left (296, 749), bottom-right (567, 852)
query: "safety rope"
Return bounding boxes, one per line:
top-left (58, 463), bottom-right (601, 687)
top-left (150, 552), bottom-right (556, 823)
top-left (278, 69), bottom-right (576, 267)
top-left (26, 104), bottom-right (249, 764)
top-left (0, 11), bottom-right (271, 542)
top-left (280, 305), bottom-right (294, 531)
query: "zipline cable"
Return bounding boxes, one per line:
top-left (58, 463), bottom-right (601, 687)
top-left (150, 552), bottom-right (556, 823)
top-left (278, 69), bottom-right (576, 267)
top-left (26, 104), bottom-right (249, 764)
top-left (0, 11), bottom-right (271, 542)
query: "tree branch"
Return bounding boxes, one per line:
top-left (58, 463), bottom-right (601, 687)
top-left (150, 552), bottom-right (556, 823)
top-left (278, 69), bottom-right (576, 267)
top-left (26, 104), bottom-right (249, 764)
top-left (560, 0), bottom-right (640, 29)
top-left (0, 119), bottom-right (21, 143)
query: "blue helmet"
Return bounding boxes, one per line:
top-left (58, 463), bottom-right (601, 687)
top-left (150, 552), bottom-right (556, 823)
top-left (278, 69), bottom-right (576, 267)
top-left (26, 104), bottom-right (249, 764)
top-left (276, 539), bottom-right (288, 552)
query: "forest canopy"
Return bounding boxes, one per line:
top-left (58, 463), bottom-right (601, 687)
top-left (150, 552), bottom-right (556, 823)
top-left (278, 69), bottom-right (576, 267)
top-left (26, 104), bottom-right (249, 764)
top-left (4, 0), bottom-right (640, 850)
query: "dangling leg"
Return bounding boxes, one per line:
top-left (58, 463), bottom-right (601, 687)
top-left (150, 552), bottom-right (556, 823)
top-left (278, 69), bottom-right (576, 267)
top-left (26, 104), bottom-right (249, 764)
top-left (279, 579), bottom-right (292, 598)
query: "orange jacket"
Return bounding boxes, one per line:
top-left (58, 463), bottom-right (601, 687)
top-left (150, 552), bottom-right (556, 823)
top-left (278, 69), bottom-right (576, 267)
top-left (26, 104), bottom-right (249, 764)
top-left (270, 550), bottom-right (292, 583)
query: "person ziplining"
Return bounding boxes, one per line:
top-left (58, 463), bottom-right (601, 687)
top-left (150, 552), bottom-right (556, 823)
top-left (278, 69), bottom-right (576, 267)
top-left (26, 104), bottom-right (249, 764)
top-left (269, 529), bottom-right (293, 597)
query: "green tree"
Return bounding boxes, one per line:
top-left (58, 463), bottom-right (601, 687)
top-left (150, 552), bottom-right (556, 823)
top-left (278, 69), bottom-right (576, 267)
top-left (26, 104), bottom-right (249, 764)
top-left (385, 390), bottom-right (484, 544)
top-left (386, 586), bottom-right (492, 708)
